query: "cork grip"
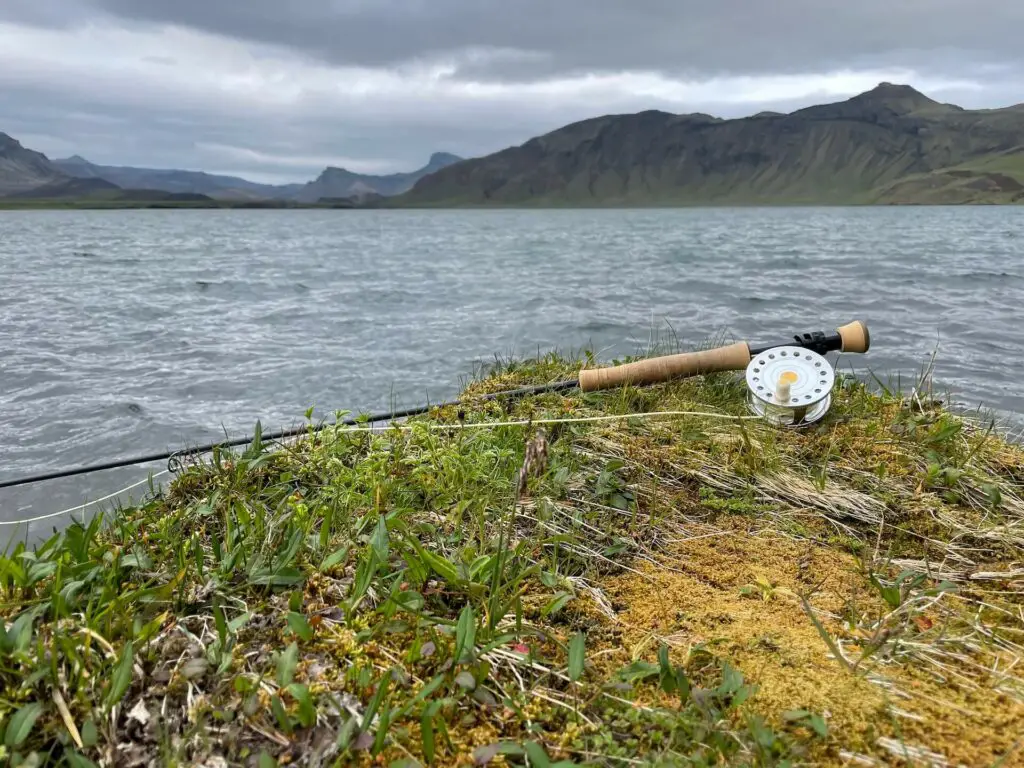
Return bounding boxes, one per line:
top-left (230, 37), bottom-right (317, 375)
top-left (837, 320), bottom-right (870, 353)
top-left (578, 341), bottom-right (752, 392)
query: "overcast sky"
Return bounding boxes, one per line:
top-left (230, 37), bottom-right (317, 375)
top-left (2, 1), bottom-right (1022, 184)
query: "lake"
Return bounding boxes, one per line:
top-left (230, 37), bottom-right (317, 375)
top-left (2, 207), bottom-right (1022, 538)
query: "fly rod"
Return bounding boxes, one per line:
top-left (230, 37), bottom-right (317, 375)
top-left (0, 320), bottom-right (869, 491)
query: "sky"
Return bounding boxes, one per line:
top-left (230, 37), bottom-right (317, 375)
top-left (2, 1), bottom-right (1023, 184)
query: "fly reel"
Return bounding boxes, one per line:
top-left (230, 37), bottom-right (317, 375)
top-left (745, 346), bottom-right (835, 427)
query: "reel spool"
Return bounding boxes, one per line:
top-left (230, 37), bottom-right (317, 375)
top-left (745, 346), bottom-right (835, 427)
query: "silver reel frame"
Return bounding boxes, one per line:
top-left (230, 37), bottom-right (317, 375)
top-left (745, 345), bottom-right (835, 427)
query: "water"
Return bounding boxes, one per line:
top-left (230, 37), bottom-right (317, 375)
top-left (2, 207), bottom-right (1023, 539)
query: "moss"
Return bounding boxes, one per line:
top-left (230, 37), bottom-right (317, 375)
top-left (697, 486), bottom-right (774, 516)
top-left (1, 353), bottom-right (1023, 767)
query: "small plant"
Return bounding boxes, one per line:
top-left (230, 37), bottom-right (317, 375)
top-left (698, 485), bottom-right (772, 516)
top-left (594, 459), bottom-right (635, 511)
top-left (739, 574), bottom-right (795, 602)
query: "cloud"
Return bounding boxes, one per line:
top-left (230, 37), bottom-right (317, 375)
top-left (55, 0), bottom-right (1024, 76)
top-left (1, 0), bottom-right (1023, 183)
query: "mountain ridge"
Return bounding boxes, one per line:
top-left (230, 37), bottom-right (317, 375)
top-left (51, 155), bottom-right (298, 201)
top-left (0, 132), bottom-right (69, 195)
top-left (52, 151), bottom-right (464, 201)
top-left (394, 83), bottom-right (1024, 207)
top-left (291, 152), bottom-right (464, 202)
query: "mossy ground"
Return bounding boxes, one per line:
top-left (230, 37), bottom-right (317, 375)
top-left (2, 351), bottom-right (1023, 767)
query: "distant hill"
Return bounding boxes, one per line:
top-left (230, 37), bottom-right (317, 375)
top-left (52, 156), bottom-right (302, 201)
top-left (395, 83), bottom-right (1024, 206)
top-left (103, 189), bottom-right (216, 203)
top-left (0, 133), bottom-right (68, 195)
top-left (7, 176), bottom-right (121, 198)
top-left (6, 175), bottom-right (218, 204)
top-left (291, 152), bottom-right (464, 202)
top-left (53, 151), bottom-right (464, 201)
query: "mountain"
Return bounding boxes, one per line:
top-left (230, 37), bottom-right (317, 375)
top-left (52, 156), bottom-right (302, 201)
top-left (54, 151), bottom-right (464, 201)
top-left (4, 175), bottom-right (220, 205)
top-left (7, 177), bottom-right (121, 198)
top-left (0, 133), bottom-right (69, 195)
top-left (395, 83), bottom-right (1024, 206)
top-left (291, 152), bottom-right (463, 203)
top-left (0, 130), bottom-right (452, 207)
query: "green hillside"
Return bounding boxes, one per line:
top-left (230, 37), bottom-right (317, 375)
top-left (394, 83), bottom-right (1024, 207)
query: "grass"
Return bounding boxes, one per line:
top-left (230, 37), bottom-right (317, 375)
top-left (2, 350), bottom-right (1024, 767)
top-left (951, 149), bottom-right (1024, 182)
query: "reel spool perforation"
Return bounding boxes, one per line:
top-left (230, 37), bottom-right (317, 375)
top-left (745, 345), bottom-right (835, 427)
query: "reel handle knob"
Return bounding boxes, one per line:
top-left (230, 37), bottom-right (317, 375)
top-left (774, 373), bottom-right (794, 404)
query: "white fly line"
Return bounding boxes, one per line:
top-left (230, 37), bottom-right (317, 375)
top-left (1, 408), bottom-right (759, 527)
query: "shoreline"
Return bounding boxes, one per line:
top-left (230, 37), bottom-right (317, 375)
top-left (3, 198), bottom-right (1024, 211)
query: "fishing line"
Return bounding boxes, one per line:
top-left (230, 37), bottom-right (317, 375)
top-left (0, 408), bottom-right (759, 527)
top-left (1, 471), bottom-right (171, 527)
top-left (0, 380), bottom-right (579, 492)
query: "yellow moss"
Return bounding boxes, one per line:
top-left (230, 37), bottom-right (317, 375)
top-left (589, 515), bottom-right (1024, 766)
top-left (880, 666), bottom-right (1024, 766)
top-left (596, 522), bottom-right (883, 744)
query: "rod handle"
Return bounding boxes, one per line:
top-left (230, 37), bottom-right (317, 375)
top-left (837, 320), bottom-right (870, 353)
top-left (578, 341), bottom-right (752, 392)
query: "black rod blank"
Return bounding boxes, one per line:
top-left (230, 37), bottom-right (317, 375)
top-left (0, 380), bottom-right (578, 491)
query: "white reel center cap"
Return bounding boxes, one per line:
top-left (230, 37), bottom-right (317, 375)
top-left (745, 346), bottom-right (835, 426)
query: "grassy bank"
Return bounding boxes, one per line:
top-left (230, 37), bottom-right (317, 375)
top-left (2, 353), bottom-right (1023, 766)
